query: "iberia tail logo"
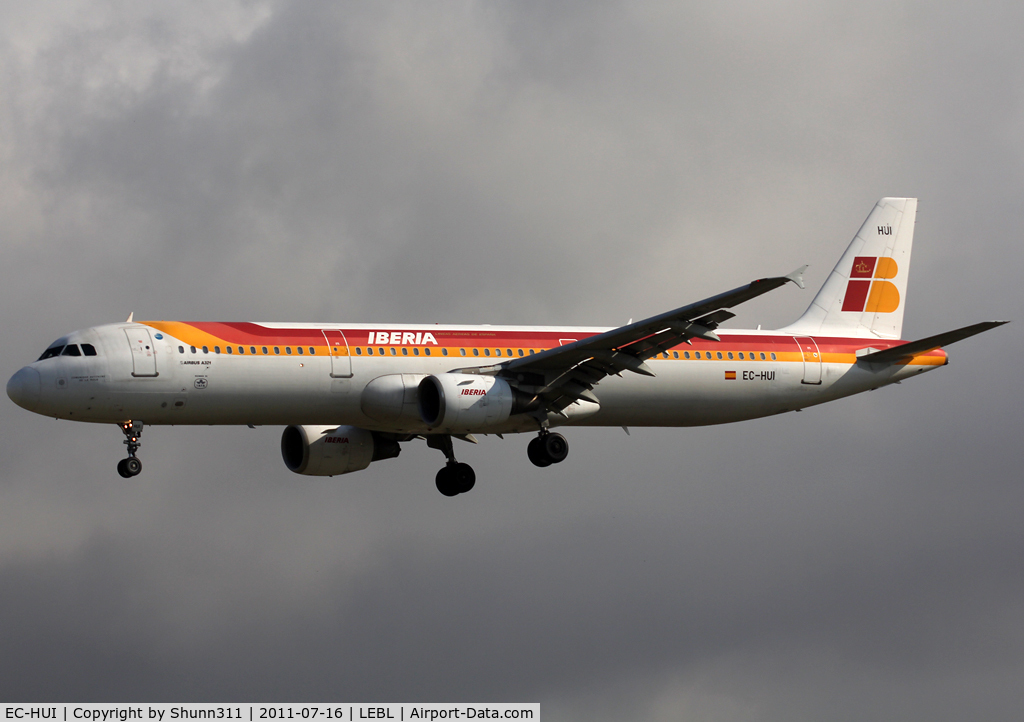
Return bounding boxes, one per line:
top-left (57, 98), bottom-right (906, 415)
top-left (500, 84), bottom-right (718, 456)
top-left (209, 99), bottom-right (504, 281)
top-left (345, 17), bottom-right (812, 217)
top-left (842, 256), bottom-right (900, 313)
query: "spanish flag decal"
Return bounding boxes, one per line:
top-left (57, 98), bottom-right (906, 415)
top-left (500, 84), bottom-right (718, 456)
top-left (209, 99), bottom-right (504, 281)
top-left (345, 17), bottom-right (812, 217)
top-left (725, 370), bottom-right (737, 380)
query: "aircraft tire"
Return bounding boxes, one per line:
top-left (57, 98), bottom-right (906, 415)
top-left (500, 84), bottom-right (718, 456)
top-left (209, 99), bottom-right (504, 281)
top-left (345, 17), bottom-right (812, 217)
top-left (528, 437), bottom-right (552, 467)
top-left (435, 466), bottom-right (460, 497)
top-left (117, 459), bottom-right (132, 478)
top-left (124, 457), bottom-right (142, 476)
top-left (453, 463), bottom-right (476, 493)
top-left (542, 433), bottom-right (569, 464)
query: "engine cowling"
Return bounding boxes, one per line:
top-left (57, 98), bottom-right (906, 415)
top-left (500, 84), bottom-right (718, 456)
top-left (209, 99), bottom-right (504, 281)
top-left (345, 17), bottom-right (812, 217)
top-left (419, 373), bottom-right (528, 433)
top-left (281, 425), bottom-right (400, 476)
top-left (360, 374), bottom-right (427, 425)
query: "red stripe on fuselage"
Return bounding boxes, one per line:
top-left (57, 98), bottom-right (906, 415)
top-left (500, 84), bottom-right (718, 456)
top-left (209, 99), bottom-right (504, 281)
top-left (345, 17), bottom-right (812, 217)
top-left (159, 323), bottom-right (943, 360)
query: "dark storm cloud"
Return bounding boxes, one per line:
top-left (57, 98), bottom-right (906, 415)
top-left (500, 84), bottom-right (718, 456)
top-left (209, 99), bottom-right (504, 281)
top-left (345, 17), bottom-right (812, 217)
top-left (1, 1), bottom-right (1022, 719)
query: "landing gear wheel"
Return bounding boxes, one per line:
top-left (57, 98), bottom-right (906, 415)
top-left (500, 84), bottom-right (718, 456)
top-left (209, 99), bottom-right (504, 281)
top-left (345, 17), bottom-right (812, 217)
top-left (427, 435), bottom-right (476, 496)
top-left (542, 433), bottom-right (569, 464)
top-left (435, 466), bottom-right (460, 497)
top-left (528, 437), bottom-right (552, 467)
top-left (453, 462), bottom-right (476, 493)
top-left (117, 421), bottom-right (145, 477)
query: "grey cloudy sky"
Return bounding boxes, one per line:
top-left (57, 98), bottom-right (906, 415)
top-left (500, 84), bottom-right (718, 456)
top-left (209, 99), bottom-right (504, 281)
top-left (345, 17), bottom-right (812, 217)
top-left (1, 1), bottom-right (1022, 718)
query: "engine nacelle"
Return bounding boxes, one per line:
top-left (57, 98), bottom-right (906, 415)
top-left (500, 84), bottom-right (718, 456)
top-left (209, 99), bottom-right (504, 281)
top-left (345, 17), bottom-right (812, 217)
top-left (360, 374), bottom-right (428, 425)
top-left (419, 373), bottom-right (528, 433)
top-left (281, 425), bottom-right (400, 476)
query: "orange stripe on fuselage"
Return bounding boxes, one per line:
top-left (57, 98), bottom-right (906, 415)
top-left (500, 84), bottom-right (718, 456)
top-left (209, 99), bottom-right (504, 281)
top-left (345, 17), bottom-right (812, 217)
top-left (140, 322), bottom-right (948, 366)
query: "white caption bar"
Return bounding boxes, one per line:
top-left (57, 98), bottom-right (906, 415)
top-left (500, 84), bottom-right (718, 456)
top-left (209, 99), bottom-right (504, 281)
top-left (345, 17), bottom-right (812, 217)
top-left (2, 705), bottom-right (538, 722)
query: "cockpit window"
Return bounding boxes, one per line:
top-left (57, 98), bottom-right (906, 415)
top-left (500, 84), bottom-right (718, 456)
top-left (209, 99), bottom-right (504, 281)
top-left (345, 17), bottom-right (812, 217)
top-left (61, 344), bottom-right (82, 357)
top-left (38, 345), bottom-right (65, 360)
top-left (81, 344), bottom-right (97, 356)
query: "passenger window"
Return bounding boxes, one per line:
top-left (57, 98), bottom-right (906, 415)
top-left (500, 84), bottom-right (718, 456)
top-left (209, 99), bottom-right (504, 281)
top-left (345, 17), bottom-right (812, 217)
top-left (250, 347), bottom-right (256, 355)
top-left (309, 347), bottom-right (315, 355)
top-left (202, 346), bottom-right (209, 354)
top-left (390, 347), bottom-right (396, 356)
top-left (494, 349), bottom-right (501, 357)
top-left (190, 346), bottom-right (197, 354)
top-left (413, 348), bottom-right (420, 356)
top-left (262, 347), bottom-right (268, 355)
top-left (286, 347), bottom-right (292, 355)
top-left (484, 349), bottom-right (490, 356)
top-left (297, 347), bottom-right (304, 355)
top-left (727, 352), bottom-right (733, 360)
top-left (760, 352), bottom-right (766, 360)
top-left (378, 348), bottom-right (384, 355)
top-left (529, 349), bottom-right (535, 355)
top-left (716, 352), bottom-right (723, 360)
top-left (239, 346), bottom-right (245, 354)
top-left (518, 349), bottom-right (524, 357)
top-left (402, 348), bottom-right (408, 356)
top-left (460, 349), bottom-right (466, 356)
top-left (684, 351), bottom-right (690, 359)
top-left (178, 346), bottom-right (185, 354)
top-left (274, 347), bottom-right (280, 355)
top-left (226, 347), bottom-right (233, 354)
top-left (366, 348), bottom-right (373, 355)
top-left (770, 353), bottom-right (777, 360)
top-left (507, 349), bottom-right (512, 356)
top-left (214, 346), bottom-right (221, 354)
top-left (424, 348), bottom-right (430, 356)
top-left (738, 352), bottom-right (744, 360)
top-left (356, 347), bottom-right (362, 355)
top-left (473, 349), bottom-right (479, 356)
top-left (440, 348), bottom-right (447, 356)
top-left (673, 351), bottom-right (679, 359)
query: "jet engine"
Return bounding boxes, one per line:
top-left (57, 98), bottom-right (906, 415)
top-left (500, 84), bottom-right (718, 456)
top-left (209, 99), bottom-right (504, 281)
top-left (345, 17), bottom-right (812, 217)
top-left (418, 373), bottom-right (535, 433)
top-left (360, 374), bottom-right (428, 426)
top-left (281, 425), bottom-right (400, 476)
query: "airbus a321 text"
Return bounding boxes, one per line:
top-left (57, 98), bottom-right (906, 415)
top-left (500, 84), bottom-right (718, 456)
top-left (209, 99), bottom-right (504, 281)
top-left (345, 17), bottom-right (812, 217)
top-left (7, 199), bottom-right (1007, 496)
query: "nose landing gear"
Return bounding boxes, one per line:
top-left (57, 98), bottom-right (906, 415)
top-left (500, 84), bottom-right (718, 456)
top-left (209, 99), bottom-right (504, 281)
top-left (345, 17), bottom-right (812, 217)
top-left (116, 421), bottom-right (144, 478)
top-left (528, 431), bottom-right (568, 467)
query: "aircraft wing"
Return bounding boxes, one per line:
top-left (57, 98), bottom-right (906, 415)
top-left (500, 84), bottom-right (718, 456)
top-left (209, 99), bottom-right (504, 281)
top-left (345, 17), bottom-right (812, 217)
top-left (456, 266), bottom-right (807, 415)
top-left (856, 320), bottom-right (1009, 365)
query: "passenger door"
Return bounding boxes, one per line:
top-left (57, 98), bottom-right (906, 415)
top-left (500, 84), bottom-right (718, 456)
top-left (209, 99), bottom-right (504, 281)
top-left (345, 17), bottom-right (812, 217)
top-left (794, 336), bottom-right (822, 385)
top-left (322, 329), bottom-right (353, 378)
top-left (124, 327), bottom-right (158, 377)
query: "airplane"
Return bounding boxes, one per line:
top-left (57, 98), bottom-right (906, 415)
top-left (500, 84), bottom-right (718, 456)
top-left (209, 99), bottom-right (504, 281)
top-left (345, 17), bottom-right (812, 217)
top-left (6, 198), bottom-right (1007, 496)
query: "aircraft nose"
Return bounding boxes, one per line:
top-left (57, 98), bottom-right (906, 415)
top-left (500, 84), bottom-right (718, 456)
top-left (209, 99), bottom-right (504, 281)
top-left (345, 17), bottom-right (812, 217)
top-left (7, 366), bottom-right (41, 412)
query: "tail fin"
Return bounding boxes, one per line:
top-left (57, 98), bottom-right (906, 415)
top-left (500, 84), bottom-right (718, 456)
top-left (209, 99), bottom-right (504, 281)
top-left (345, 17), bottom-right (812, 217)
top-left (783, 198), bottom-right (917, 339)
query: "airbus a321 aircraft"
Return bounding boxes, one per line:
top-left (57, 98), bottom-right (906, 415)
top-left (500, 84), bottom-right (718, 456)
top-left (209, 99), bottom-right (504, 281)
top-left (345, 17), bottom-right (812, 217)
top-left (7, 198), bottom-right (1007, 496)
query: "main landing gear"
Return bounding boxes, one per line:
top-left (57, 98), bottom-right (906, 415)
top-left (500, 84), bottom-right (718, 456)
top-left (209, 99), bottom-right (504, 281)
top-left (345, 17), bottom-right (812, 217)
top-left (116, 421), bottom-right (144, 478)
top-left (427, 435), bottom-right (476, 497)
top-left (528, 431), bottom-right (568, 467)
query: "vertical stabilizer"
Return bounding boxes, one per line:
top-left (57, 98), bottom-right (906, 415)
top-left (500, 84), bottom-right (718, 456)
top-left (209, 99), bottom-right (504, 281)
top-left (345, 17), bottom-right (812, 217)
top-left (782, 198), bottom-right (916, 339)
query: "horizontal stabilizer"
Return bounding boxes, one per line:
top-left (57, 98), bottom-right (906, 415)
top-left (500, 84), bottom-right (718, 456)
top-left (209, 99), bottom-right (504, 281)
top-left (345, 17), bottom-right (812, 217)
top-left (857, 320), bottom-right (1008, 364)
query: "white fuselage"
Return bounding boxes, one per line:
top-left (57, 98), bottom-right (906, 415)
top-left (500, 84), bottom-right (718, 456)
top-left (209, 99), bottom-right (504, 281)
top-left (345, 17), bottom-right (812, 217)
top-left (10, 321), bottom-right (944, 435)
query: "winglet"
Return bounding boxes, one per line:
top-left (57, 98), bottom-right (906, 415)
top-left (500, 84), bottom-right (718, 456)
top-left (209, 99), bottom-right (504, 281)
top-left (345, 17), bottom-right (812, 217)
top-left (785, 265), bottom-right (808, 290)
top-left (126, 312), bottom-right (134, 323)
